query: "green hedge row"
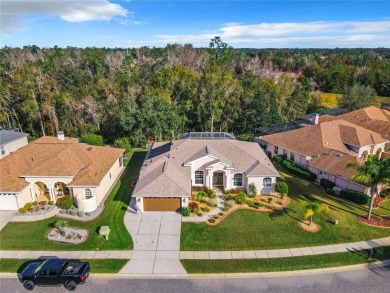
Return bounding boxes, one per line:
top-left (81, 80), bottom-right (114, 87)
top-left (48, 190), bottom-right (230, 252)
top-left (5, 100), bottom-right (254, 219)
top-left (339, 189), bottom-right (370, 205)
top-left (320, 179), bottom-right (335, 189)
top-left (280, 159), bottom-right (317, 181)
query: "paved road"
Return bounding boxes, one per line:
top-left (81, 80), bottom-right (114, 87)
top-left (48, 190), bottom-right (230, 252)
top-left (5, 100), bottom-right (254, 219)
top-left (3, 265), bottom-right (389, 293)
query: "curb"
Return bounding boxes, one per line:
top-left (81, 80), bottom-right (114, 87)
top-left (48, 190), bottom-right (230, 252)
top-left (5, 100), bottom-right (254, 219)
top-left (2, 260), bottom-right (389, 279)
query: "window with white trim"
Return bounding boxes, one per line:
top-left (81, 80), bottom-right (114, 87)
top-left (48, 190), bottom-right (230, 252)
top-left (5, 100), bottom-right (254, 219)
top-left (0, 145), bottom-right (4, 155)
top-left (263, 177), bottom-right (272, 187)
top-left (233, 174), bottom-right (243, 186)
top-left (290, 152), bottom-right (295, 161)
top-left (195, 171), bottom-right (204, 184)
top-left (85, 189), bottom-right (93, 199)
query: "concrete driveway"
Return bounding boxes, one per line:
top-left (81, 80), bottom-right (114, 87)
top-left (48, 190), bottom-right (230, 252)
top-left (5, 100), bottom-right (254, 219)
top-left (120, 211), bottom-right (186, 275)
top-left (0, 211), bottom-right (17, 231)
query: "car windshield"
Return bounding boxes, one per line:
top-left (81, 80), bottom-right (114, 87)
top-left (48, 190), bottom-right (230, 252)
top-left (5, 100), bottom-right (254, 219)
top-left (33, 260), bottom-right (47, 274)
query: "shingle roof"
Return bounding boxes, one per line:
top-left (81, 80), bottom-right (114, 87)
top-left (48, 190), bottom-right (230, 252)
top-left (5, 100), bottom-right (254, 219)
top-left (133, 138), bottom-right (279, 198)
top-left (0, 136), bottom-right (124, 192)
top-left (0, 130), bottom-right (28, 146)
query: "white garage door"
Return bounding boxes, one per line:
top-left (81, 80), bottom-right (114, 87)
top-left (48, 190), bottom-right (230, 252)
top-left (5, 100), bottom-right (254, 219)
top-left (0, 194), bottom-right (18, 210)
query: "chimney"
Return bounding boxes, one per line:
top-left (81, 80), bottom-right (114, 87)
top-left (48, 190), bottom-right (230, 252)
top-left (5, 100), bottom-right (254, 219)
top-left (314, 113), bottom-right (319, 125)
top-left (57, 130), bottom-right (64, 141)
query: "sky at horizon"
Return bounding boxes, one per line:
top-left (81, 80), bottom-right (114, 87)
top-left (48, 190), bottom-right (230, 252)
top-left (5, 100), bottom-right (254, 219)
top-left (1, 0), bottom-right (390, 48)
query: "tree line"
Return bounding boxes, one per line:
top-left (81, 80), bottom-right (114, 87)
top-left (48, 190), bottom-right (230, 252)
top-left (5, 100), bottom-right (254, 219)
top-left (1, 39), bottom-right (388, 146)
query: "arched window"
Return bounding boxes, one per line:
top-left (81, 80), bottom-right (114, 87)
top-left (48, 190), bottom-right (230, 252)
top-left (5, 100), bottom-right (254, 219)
top-left (85, 189), bottom-right (93, 199)
top-left (263, 177), bottom-right (272, 187)
top-left (195, 171), bottom-right (204, 184)
top-left (233, 174), bottom-right (243, 186)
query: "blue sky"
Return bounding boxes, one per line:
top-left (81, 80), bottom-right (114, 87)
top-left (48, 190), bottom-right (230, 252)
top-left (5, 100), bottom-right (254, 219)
top-left (1, 0), bottom-right (390, 48)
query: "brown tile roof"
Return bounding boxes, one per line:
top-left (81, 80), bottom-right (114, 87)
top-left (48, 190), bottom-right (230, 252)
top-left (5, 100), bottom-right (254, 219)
top-left (0, 136), bottom-right (124, 192)
top-left (134, 139), bottom-right (279, 198)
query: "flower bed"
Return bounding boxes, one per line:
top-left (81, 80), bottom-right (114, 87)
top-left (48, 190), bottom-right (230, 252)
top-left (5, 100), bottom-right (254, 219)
top-left (47, 227), bottom-right (89, 244)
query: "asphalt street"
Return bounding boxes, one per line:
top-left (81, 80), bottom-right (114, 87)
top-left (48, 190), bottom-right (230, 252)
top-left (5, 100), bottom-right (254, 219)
top-left (1, 265), bottom-right (389, 293)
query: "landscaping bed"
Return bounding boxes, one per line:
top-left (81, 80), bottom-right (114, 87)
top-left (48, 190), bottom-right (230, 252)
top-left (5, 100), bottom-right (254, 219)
top-left (47, 227), bottom-right (89, 244)
top-left (181, 246), bottom-right (390, 274)
top-left (359, 215), bottom-right (390, 228)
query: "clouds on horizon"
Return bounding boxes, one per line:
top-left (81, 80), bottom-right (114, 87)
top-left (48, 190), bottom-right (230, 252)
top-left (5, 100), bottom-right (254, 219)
top-left (153, 21), bottom-right (390, 48)
top-left (1, 0), bottom-right (129, 35)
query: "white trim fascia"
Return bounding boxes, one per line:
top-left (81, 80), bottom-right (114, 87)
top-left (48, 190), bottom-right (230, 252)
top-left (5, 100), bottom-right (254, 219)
top-left (21, 175), bottom-right (74, 178)
top-left (66, 185), bottom-right (97, 188)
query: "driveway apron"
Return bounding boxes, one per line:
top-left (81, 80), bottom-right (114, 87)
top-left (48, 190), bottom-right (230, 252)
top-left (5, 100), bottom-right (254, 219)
top-left (120, 209), bottom-right (186, 275)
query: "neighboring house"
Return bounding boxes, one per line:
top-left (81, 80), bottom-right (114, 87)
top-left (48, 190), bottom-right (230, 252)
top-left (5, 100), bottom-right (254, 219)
top-left (0, 128), bottom-right (29, 159)
top-left (133, 132), bottom-right (279, 212)
top-left (260, 106), bottom-right (390, 195)
top-left (0, 132), bottom-right (124, 212)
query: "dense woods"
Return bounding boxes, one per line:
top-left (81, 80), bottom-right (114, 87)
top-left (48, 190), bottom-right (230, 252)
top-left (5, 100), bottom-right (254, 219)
top-left (1, 39), bottom-right (389, 146)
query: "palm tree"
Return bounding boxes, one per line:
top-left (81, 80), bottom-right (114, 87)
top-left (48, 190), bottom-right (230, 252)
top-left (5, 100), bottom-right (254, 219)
top-left (346, 155), bottom-right (390, 220)
top-left (304, 202), bottom-right (329, 227)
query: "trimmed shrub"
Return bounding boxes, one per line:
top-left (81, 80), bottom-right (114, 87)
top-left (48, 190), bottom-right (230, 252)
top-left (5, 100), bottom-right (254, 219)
top-left (204, 187), bottom-right (214, 197)
top-left (248, 183), bottom-right (258, 197)
top-left (196, 191), bottom-right (208, 202)
top-left (81, 133), bottom-right (104, 146)
top-left (320, 179), bottom-right (335, 189)
top-left (380, 189), bottom-right (389, 198)
top-left (49, 201), bottom-right (55, 205)
top-left (114, 137), bottom-right (132, 153)
top-left (196, 212), bottom-right (203, 217)
top-left (209, 193), bottom-right (217, 199)
top-left (208, 218), bottom-right (216, 223)
top-left (273, 154), bottom-right (283, 164)
top-left (225, 188), bottom-right (245, 194)
top-left (281, 160), bottom-right (317, 181)
top-left (57, 195), bottom-right (74, 210)
top-left (268, 197), bottom-right (273, 203)
top-left (78, 211), bottom-right (84, 217)
top-left (18, 207), bottom-right (27, 213)
top-left (213, 215), bottom-right (220, 219)
top-left (202, 206), bottom-right (210, 212)
top-left (218, 212), bottom-right (225, 216)
top-left (234, 192), bottom-right (247, 204)
top-left (42, 201), bottom-right (48, 205)
top-left (24, 202), bottom-right (32, 209)
top-left (188, 202), bottom-right (199, 212)
top-left (223, 193), bottom-right (232, 201)
top-left (181, 207), bottom-right (190, 216)
top-left (32, 201), bottom-right (38, 206)
top-left (59, 209), bottom-right (65, 214)
top-left (70, 209), bottom-right (78, 216)
top-left (275, 182), bottom-right (288, 196)
top-left (339, 189), bottom-right (370, 205)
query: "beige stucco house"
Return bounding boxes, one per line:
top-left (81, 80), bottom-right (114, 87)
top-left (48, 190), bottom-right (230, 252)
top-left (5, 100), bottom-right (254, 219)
top-left (259, 106), bottom-right (390, 195)
top-left (0, 132), bottom-right (124, 212)
top-left (0, 128), bottom-right (29, 159)
top-left (133, 133), bottom-right (279, 212)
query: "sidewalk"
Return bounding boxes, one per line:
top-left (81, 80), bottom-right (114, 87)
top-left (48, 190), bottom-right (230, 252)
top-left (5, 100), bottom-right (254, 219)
top-left (1, 237), bottom-right (389, 260)
top-left (180, 237), bottom-right (390, 259)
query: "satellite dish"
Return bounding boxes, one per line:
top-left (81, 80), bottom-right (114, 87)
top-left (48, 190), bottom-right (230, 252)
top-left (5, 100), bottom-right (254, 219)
top-left (305, 156), bottom-right (312, 161)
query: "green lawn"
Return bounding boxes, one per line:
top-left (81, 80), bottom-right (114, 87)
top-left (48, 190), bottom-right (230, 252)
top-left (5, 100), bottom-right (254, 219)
top-left (0, 259), bottom-right (128, 273)
top-left (0, 149), bottom-right (147, 251)
top-left (181, 166), bottom-right (390, 251)
top-left (182, 246), bottom-right (390, 274)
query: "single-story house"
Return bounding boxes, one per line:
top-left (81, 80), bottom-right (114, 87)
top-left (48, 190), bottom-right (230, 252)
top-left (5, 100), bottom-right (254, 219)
top-left (260, 107), bottom-right (390, 195)
top-left (0, 132), bottom-right (124, 212)
top-left (0, 128), bottom-right (29, 159)
top-left (133, 133), bottom-right (279, 212)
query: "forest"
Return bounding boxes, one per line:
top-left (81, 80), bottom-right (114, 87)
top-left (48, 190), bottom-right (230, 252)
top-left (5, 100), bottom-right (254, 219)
top-left (1, 38), bottom-right (389, 147)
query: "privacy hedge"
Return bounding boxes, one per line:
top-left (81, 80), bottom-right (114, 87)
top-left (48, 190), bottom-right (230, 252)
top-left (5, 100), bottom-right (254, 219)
top-left (320, 179), bottom-right (335, 189)
top-left (339, 189), bottom-right (370, 205)
top-left (280, 160), bottom-right (317, 181)
top-left (272, 155), bottom-right (283, 164)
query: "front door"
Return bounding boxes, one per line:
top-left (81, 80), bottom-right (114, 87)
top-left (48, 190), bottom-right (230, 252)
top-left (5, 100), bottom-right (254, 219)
top-left (213, 172), bottom-right (224, 186)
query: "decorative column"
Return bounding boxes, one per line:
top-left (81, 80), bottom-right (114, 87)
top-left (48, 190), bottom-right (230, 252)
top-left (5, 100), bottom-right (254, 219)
top-left (29, 187), bottom-right (35, 201)
top-left (49, 189), bottom-right (55, 201)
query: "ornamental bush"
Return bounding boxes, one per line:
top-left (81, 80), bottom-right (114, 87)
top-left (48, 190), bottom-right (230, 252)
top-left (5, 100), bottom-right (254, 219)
top-left (188, 202), bottom-right (199, 212)
top-left (114, 137), bottom-right (132, 153)
top-left (18, 207), bottom-right (27, 213)
top-left (81, 133), bottom-right (104, 146)
top-left (57, 195), bottom-right (74, 210)
top-left (339, 189), bottom-right (370, 205)
top-left (32, 201), bottom-right (38, 206)
top-left (234, 192), bottom-right (247, 204)
top-left (281, 160), bottom-right (317, 181)
top-left (181, 207), bottom-right (190, 217)
top-left (320, 179), bottom-right (335, 189)
top-left (275, 182), bottom-right (288, 196)
top-left (24, 202), bottom-right (32, 209)
top-left (248, 183), bottom-right (257, 197)
top-left (273, 155), bottom-right (283, 164)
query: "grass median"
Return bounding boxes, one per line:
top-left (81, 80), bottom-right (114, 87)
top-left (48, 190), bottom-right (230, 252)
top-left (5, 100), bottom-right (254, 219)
top-left (0, 259), bottom-right (129, 274)
top-left (181, 246), bottom-right (390, 274)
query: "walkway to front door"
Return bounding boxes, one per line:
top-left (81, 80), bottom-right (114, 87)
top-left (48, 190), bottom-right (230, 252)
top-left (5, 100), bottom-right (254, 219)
top-left (119, 207), bottom-right (186, 275)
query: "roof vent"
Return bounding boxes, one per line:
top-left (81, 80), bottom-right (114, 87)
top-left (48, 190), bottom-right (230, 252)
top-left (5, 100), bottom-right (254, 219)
top-left (57, 130), bottom-right (64, 141)
top-left (163, 161), bottom-right (168, 173)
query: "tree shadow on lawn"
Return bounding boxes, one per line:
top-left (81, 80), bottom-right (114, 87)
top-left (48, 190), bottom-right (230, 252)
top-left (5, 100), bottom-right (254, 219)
top-left (113, 151), bottom-right (146, 207)
top-left (268, 207), bottom-right (303, 223)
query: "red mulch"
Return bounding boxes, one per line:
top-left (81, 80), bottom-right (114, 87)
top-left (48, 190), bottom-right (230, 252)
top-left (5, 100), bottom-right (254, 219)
top-left (358, 214), bottom-right (390, 228)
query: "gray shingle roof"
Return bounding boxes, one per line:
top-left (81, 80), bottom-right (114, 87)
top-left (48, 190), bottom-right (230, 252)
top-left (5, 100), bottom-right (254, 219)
top-left (133, 138), bottom-right (279, 198)
top-left (0, 130), bottom-right (28, 145)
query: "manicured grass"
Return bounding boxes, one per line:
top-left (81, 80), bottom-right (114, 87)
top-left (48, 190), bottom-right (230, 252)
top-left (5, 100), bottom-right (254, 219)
top-left (181, 246), bottom-right (390, 274)
top-left (0, 259), bottom-right (128, 273)
top-left (0, 149), bottom-right (147, 251)
top-left (181, 166), bottom-right (390, 251)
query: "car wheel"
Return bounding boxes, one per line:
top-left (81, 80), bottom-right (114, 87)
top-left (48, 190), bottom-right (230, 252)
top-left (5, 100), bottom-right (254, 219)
top-left (65, 280), bottom-right (77, 291)
top-left (23, 280), bottom-right (35, 290)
